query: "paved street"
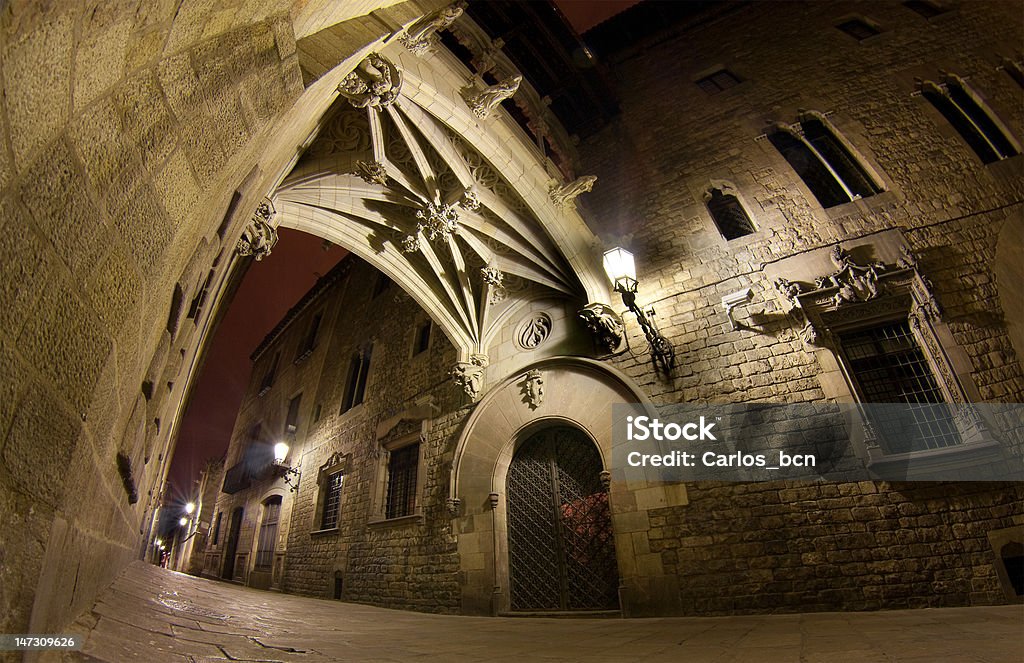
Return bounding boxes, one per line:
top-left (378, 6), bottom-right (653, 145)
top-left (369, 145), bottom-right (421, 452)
top-left (55, 562), bottom-right (1023, 662)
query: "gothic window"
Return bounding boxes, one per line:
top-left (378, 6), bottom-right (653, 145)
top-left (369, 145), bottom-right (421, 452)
top-left (385, 443), bottom-right (420, 519)
top-left (321, 471), bottom-right (344, 529)
top-left (413, 320), bottom-right (432, 356)
top-left (835, 17), bottom-right (881, 41)
top-left (696, 68), bottom-right (740, 94)
top-left (285, 393), bottom-right (302, 435)
top-left (255, 496), bottom-right (282, 569)
top-left (705, 188), bottom-right (756, 240)
top-left (341, 344), bottom-right (373, 413)
top-left (920, 78), bottom-right (1020, 163)
top-left (296, 312), bottom-right (323, 362)
top-left (768, 117), bottom-right (882, 208)
top-left (258, 352), bottom-right (279, 396)
top-left (838, 320), bottom-right (960, 453)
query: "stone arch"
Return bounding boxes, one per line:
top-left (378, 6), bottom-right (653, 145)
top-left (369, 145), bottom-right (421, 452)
top-left (449, 357), bottom-right (684, 616)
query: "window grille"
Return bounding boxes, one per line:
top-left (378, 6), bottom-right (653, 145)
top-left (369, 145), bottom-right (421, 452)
top-left (706, 188), bottom-right (756, 240)
top-left (839, 320), bottom-right (960, 453)
top-left (321, 472), bottom-right (344, 529)
top-left (385, 444), bottom-right (419, 519)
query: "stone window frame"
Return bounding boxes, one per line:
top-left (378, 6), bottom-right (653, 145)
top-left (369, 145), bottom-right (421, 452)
top-left (411, 318), bottom-right (433, 358)
top-left (773, 237), bottom-right (1001, 478)
top-left (915, 74), bottom-right (1021, 165)
top-left (312, 452), bottom-right (349, 534)
top-left (765, 111), bottom-right (887, 210)
top-left (702, 180), bottom-right (758, 242)
top-left (694, 67), bottom-right (742, 95)
top-left (295, 310), bottom-right (324, 364)
top-left (340, 343), bottom-right (374, 414)
top-left (369, 428), bottom-right (428, 527)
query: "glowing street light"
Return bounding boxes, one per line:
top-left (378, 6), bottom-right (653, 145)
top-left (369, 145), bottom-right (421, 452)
top-left (273, 442), bottom-right (289, 464)
top-left (179, 517), bottom-right (188, 526)
top-left (185, 501), bottom-right (196, 515)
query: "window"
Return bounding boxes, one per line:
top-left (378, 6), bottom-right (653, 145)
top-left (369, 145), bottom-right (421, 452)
top-left (1002, 59), bottom-right (1024, 88)
top-left (212, 511), bottom-right (222, 545)
top-left (696, 68), bottom-right (741, 94)
top-left (313, 403), bottom-right (322, 422)
top-left (321, 471), bottom-right (344, 529)
top-left (903, 1), bottom-right (948, 18)
top-left (258, 352), bottom-right (280, 396)
top-left (285, 394), bottom-right (302, 435)
top-left (706, 188), bottom-right (756, 240)
top-left (839, 320), bottom-right (960, 453)
top-left (385, 443), bottom-right (419, 519)
top-left (296, 313), bottom-right (323, 362)
top-left (341, 345), bottom-right (373, 413)
top-left (413, 320), bottom-right (431, 355)
top-left (920, 77), bottom-right (1020, 164)
top-left (835, 17), bottom-right (881, 41)
top-left (768, 116), bottom-right (882, 208)
top-left (255, 496), bottom-right (282, 569)
top-left (372, 273), bottom-right (392, 298)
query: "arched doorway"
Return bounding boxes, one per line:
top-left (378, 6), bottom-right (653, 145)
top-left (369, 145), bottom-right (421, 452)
top-left (507, 426), bottom-right (618, 611)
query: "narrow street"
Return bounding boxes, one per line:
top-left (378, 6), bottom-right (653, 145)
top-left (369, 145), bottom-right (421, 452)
top-left (55, 562), bottom-right (1022, 662)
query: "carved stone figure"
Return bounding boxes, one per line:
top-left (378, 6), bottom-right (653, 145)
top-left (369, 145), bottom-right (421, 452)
top-left (446, 497), bottom-right (461, 516)
top-left (237, 198), bottom-right (279, 261)
top-left (818, 246), bottom-right (886, 307)
top-left (450, 354), bottom-right (489, 400)
top-left (400, 3), bottom-right (464, 55)
top-left (549, 175), bottom-right (597, 208)
top-left (401, 233), bottom-right (421, 254)
top-left (774, 276), bottom-right (804, 307)
top-left (459, 188), bottom-right (481, 211)
top-left (578, 303), bottom-right (624, 354)
top-left (464, 75), bottom-right (522, 119)
top-left (519, 369), bottom-right (545, 410)
top-left (338, 53), bottom-right (402, 109)
top-left (355, 160), bottom-right (388, 185)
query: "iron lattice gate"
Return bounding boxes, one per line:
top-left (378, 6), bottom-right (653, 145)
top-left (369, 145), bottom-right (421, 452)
top-left (507, 426), bottom-right (619, 611)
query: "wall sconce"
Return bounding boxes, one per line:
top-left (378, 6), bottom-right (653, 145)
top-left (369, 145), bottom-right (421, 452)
top-left (602, 247), bottom-right (676, 375)
top-left (272, 442), bottom-right (300, 493)
top-left (721, 288), bottom-right (753, 330)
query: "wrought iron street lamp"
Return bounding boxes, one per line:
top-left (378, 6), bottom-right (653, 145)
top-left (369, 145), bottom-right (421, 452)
top-left (603, 247), bottom-right (676, 375)
top-left (273, 442), bottom-right (301, 493)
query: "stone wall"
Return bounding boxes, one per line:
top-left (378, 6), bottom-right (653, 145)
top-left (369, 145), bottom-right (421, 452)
top-left (577, 0), bottom-right (1024, 613)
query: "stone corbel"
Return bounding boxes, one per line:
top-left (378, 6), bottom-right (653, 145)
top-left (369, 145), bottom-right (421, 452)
top-left (400, 2), bottom-right (464, 55)
top-left (549, 175), bottom-right (597, 209)
top-left (446, 497), bottom-right (461, 516)
top-left (578, 303), bottom-right (624, 354)
top-left (488, 492), bottom-right (499, 510)
top-left (450, 354), bottom-right (489, 400)
top-left (463, 75), bottom-right (522, 119)
top-left (237, 197), bottom-right (279, 261)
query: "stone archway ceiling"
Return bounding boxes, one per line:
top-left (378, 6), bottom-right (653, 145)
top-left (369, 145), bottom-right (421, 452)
top-left (274, 48), bottom-right (600, 358)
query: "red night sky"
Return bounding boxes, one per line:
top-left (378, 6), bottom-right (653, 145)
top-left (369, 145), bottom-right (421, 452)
top-left (167, 1), bottom-right (639, 496)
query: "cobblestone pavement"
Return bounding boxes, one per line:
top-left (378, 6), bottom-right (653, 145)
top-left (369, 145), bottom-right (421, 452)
top-left (52, 562), bottom-right (1023, 662)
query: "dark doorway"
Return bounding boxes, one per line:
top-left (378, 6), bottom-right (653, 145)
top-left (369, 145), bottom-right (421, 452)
top-left (221, 507), bottom-right (244, 580)
top-left (507, 426), bottom-right (619, 611)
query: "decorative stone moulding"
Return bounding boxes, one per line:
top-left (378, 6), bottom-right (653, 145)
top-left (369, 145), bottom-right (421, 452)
top-left (459, 187), bottom-right (481, 211)
top-left (463, 75), bottom-right (522, 119)
top-left (515, 312), bottom-right (552, 350)
top-left (416, 201), bottom-right (460, 242)
top-left (446, 497), bottom-right (461, 516)
top-left (338, 53), bottom-right (402, 109)
top-left (237, 198), bottom-right (279, 261)
top-left (549, 175), bottom-right (597, 209)
top-left (578, 303), bottom-right (625, 354)
top-left (480, 265), bottom-right (503, 288)
top-left (400, 2), bottom-right (465, 55)
top-left (450, 354), bottom-right (489, 400)
top-left (519, 369), bottom-right (545, 409)
top-left (355, 160), bottom-right (388, 185)
top-left (772, 244), bottom-right (942, 350)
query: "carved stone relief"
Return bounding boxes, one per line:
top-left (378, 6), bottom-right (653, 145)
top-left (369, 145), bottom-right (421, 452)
top-left (515, 312), bottom-right (552, 350)
top-left (450, 354), bottom-right (489, 400)
top-left (519, 369), bottom-right (545, 409)
top-left (400, 3), bottom-right (464, 55)
top-left (463, 75), bottom-right (522, 119)
top-left (578, 303), bottom-right (624, 354)
top-left (237, 198), bottom-right (278, 261)
top-left (549, 175), bottom-right (597, 208)
top-left (338, 53), bottom-right (402, 109)
top-left (355, 160), bottom-right (388, 185)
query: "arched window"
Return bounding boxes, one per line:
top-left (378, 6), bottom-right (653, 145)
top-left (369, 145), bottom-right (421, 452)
top-left (920, 77), bottom-right (1020, 164)
top-left (768, 117), bottom-right (882, 208)
top-left (705, 188), bottom-right (756, 240)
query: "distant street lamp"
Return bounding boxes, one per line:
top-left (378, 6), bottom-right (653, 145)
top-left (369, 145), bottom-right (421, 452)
top-left (185, 501), bottom-right (196, 515)
top-left (179, 517), bottom-right (188, 526)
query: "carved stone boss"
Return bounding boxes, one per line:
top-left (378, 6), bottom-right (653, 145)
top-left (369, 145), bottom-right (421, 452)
top-left (338, 53), bottom-right (402, 109)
